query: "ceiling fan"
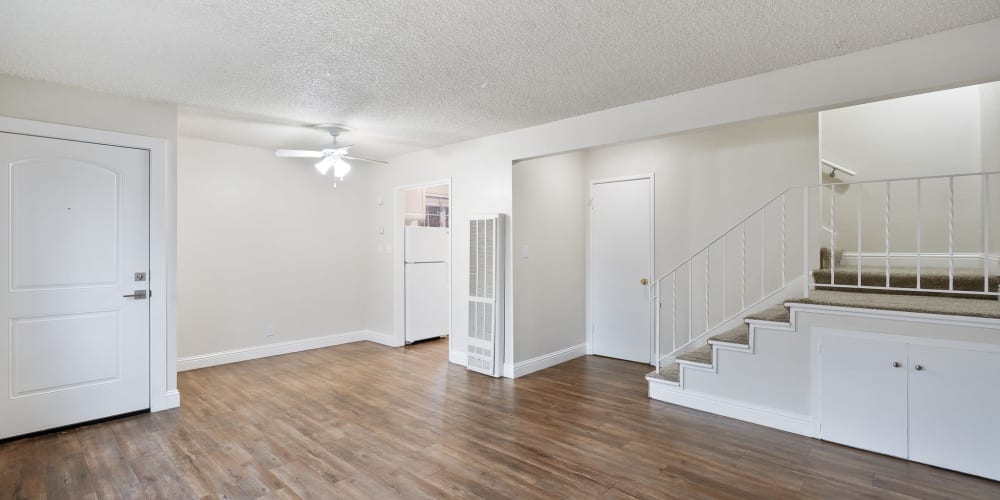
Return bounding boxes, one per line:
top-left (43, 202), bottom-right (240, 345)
top-left (275, 124), bottom-right (386, 181)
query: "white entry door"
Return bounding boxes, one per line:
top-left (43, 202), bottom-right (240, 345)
top-left (0, 132), bottom-right (150, 439)
top-left (590, 177), bottom-right (652, 363)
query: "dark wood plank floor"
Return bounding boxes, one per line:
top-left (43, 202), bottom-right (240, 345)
top-left (2, 339), bottom-right (999, 499)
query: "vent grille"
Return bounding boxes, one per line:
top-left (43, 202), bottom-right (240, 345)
top-left (467, 215), bottom-right (503, 376)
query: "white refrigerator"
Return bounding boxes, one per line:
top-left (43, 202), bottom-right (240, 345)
top-left (405, 226), bottom-right (450, 343)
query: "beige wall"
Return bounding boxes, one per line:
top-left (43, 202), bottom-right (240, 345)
top-left (509, 114), bottom-right (818, 363)
top-left (177, 137), bottom-right (372, 357)
top-left (0, 73), bottom-right (180, 392)
top-left (821, 85), bottom-right (995, 256)
top-left (585, 113), bottom-right (819, 275)
top-left (512, 152), bottom-right (587, 363)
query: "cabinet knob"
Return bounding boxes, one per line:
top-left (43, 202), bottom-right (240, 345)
top-left (914, 364), bottom-right (923, 371)
top-left (892, 362), bottom-right (901, 368)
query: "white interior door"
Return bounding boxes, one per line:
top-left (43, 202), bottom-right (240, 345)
top-left (0, 132), bottom-right (150, 439)
top-left (908, 344), bottom-right (1000, 480)
top-left (819, 333), bottom-right (908, 458)
top-left (590, 177), bottom-right (652, 363)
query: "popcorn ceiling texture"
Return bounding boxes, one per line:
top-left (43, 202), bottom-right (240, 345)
top-left (2, 1), bottom-right (1000, 156)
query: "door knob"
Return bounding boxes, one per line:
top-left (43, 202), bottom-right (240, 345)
top-left (914, 364), bottom-right (923, 371)
top-left (640, 278), bottom-right (649, 286)
top-left (123, 290), bottom-right (148, 300)
top-left (892, 362), bottom-right (901, 368)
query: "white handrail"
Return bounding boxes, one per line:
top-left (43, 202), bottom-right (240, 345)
top-left (822, 159), bottom-right (857, 177)
top-left (652, 186), bottom-right (796, 285)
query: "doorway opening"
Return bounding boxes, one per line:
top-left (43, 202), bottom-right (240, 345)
top-left (397, 182), bottom-right (452, 354)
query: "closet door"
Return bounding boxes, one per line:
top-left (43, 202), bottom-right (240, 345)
top-left (819, 334), bottom-right (908, 458)
top-left (908, 344), bottom-right (1000, 481)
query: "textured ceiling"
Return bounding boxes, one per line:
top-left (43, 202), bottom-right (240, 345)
top-left (2, 1), bottom-right (1000, 158)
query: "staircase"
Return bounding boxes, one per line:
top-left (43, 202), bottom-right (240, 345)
top-left (649, 284), bottom-right (1000, 386)
top-left (645, 170), bottom-right (1000, 387)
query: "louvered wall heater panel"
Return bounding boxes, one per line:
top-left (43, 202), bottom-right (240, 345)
top-left (467, 214), bottom-right (505, 377)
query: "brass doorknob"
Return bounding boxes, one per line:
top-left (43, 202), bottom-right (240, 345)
top-left (640, 278), bottom-right (649, 285)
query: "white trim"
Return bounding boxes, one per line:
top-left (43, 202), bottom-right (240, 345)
top-left (648, 381), bottom-right (814, 437)
top-left (0, 115), bottom-right (174, 412)
top-left (449, 349), bottom-right (467, 366)
top-left (813, 327), bottom-right (1000, 354)
top-left (512, 343), bottom-right (587, 378)
top-left (786, 302), bottom-right (1000, 329)
top-left (840, 251), bottom-right (995, 270)
top-left (165, 390), bottom-right (180, 409)
top-left (176, 330), bottom-right (369, 371)
top-left (392, 178), bottom-right (453, 353)
top-left (587, 173), bottom-right (655, 364)
top-left (365, 330), bottom-right (403, 347)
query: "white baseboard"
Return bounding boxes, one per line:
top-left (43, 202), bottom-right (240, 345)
top-left (648, 381), bottom-right (814, 437)
top-left (449, 349), bottom-right (467, 366)
top-left (177, 330), bottom-right (370, 371)
top-left (365, 330), bottom-right (402, 347)
top-left (512, 343), bottom-right (588, 378)
top-left (164, 390), bottom-right (180, 409)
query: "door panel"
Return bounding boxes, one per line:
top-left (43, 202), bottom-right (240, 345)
top-left (11, 158), bottom-right (120, 289)
top-left (908, 344), bottom-right (1000, 480)
top-left (0, 132), bottom-right (150, 439)
top-left (819, 333), bottom-right (908, 458)
top-left (591, 178), bottom-right (652, 363)
top-left (11, 312), bottom-right (120, 397)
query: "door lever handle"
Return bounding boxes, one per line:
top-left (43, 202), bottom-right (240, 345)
top-left (123, 290), bottom-right (148, 300)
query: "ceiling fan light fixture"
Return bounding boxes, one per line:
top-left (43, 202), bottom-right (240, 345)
top-left (333, 157), bottom-right (352, 179)
top-left (314, 155), bottom-right (335, 175)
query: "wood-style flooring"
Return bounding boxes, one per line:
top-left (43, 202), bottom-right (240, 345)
top-left (2, 338), bottom-right (999, 499)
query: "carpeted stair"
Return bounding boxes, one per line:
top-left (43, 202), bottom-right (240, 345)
top-left (812, 267), bottom-right (999, 295)
top-left (655, 303), bottom-right (795, 383)
top-left (792, 289), bottom-right (1000, 319)
top-left (813, 247), bottom-right (999, 296)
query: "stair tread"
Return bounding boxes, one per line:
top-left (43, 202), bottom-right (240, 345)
top-left (744, 304), bottom-right (791, 324)
top-left (709, 325), bottom-right (749, 346)
top-left (788, 290), bottom-right (1000, 319)
top-left (676, 345), bottom-right (713, 365)
top-left (652, 363), bottom-right (680, 383)
top-left (812, 266), bottom-right (999, 293)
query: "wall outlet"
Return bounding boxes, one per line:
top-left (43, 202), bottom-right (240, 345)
top-left (264, 326), bottom-right (274, 337)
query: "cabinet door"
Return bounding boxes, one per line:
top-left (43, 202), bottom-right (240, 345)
top-left (820, 334), bottom-right (908, 458)
top-left (908, 344), bottom-right (1000, 481)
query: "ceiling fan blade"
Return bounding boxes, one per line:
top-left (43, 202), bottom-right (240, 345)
top-left (275, 149), bottom-right (324, 158)
top-left (343, 155), bottom-right (388, 164)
